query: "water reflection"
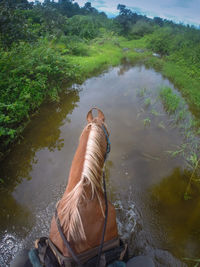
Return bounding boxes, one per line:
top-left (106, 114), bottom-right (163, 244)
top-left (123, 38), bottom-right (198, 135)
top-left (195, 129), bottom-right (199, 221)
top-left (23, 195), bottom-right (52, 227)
top-left (150, 167), bottom-right (200, 259)
top-left (0, 88), bottom-right (80, 265)
top-left (0, 191), bottom-right (33, 234)
top-left (0, 89), bottom-right (80, 191)
top-left (118, 61), bottom-right (134, 75)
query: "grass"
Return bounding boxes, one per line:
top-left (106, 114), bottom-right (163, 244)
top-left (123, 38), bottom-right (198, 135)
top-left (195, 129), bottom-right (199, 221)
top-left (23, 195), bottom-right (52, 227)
top-left (162, 62), bottom-right (200, 117)
top-left (160, 87), bottom-right (180, 114)
top-left (66, 35), bottom-right (151, 82)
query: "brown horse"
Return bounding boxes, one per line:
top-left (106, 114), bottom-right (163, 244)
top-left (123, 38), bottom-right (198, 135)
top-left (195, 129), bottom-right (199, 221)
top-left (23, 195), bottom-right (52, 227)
top-left (47, 108), bottom-right (124, 266)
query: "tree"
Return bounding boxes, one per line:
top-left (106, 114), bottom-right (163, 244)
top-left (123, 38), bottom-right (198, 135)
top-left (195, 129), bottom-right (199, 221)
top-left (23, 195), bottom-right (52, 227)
top-left (0, 0), bottom-right (31, 9)
top-left (116, 4), bottom-right (139, 34)
top-left (0, 1), bottom-right (30, 47)
top-left (84, 2), bottom-right (92, 11)
top-left (153, 16), bottom-right (164, 27)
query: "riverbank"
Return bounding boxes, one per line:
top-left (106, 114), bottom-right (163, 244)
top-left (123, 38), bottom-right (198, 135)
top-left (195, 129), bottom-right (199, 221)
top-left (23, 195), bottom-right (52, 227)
top-left (1, 33), bottom-right (200, 164)
top-left (0, 34), bottom-right (145, 161)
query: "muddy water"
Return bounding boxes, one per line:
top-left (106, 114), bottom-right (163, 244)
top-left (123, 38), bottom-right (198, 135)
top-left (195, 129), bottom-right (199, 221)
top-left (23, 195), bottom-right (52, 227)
top-left (1, 64), bottom-right (200, 266)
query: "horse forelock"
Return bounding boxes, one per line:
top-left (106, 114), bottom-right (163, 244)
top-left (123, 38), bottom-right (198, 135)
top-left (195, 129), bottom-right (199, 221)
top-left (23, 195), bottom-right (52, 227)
top-left (58, 122), bottom-right (107, 243)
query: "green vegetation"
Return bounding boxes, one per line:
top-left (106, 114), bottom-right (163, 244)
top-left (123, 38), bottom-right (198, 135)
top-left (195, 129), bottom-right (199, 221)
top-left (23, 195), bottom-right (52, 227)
top-left (144, 98), bottom-right (151, 107)
top-left (184, 257), bottom-right (200, 267)
top-left (0, 0), bottom-right (200, 168)
top-left (143, 118), bottom-right (151, 126)
top-left (160, 87), bottom-right (180, 114)
top-left (0, 40), bottom-right (80, 156)
top-left (159, 85), bottom-right (200, 192)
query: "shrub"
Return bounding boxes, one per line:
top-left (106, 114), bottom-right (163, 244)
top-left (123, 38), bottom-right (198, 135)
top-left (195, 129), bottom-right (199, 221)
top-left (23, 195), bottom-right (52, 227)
top-left (0, 40), bottom-right (79, 157)
top-left (65, 15), bottom-right (101, 39)
top-left (130, 20), bottom-right (154, 38)
top-left (147, 27), bottom-right (173, 55)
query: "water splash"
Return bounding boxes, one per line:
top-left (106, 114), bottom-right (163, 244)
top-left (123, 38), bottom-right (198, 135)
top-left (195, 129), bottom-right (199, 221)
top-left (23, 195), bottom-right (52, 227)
top-left (0, 233), bottom-right (23, 267)
top-left (114, 198), bottom-right (137, 241)
top-left (0, 201), bottom-right (55, 266)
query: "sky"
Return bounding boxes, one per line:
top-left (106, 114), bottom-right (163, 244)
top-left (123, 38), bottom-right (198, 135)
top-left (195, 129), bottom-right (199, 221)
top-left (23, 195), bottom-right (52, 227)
top-left (75, 0), bottom-right (200, 26)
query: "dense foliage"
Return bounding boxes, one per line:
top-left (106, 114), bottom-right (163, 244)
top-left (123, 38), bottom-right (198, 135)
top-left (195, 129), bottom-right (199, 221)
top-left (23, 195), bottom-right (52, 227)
top-left (0, 0), bottom-right (109, 157)
top-left (0, 0), bottom-right (200, 159)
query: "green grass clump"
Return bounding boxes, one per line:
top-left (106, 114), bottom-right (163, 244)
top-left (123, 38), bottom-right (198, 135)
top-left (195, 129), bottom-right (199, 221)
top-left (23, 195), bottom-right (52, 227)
top-left (144, 98), bottom-right (151, 107)
top-left (143, 118), bottom-right (151, 126)
top-left (160, 87), bottom-right (180, 114)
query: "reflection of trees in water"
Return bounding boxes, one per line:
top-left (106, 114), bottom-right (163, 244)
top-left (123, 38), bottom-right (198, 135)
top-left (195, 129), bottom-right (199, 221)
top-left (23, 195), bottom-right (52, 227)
top-left (118, 60), bottom-right (133, 76)
top-left (150, 167), bottom-right (200, 258)
top-left (0, 88), bottom-right (80, 192)
top-left (118, 60), bottom-right (146, 76)
top-left (0, 191), bottom-right (34, 236)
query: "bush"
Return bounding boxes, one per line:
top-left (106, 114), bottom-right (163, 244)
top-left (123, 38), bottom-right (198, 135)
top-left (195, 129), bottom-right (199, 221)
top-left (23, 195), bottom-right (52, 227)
top-left (65, 15), bottom-right (101, 39)
top-left (130, 20), bottom-right (154, 38)
top-left (57, 35), bottom-right (89, 56)
top-left (147, 27), bottom-right (173, 55)
top-left (0, 40), bottom-right (79, 157)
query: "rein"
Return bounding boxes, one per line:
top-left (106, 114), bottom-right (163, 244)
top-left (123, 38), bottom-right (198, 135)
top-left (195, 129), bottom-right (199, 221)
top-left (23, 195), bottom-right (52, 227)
top-left (55, 123), bottom-right (111, 267)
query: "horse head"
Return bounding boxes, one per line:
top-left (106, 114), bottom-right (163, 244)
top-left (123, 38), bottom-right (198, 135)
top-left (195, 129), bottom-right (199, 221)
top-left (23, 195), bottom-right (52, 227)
top-left (48, 108), bottom-right (121, 266)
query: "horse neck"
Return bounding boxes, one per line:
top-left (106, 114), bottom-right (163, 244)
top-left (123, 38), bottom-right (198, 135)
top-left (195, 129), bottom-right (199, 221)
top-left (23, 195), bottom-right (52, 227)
top-left (57, 122), bottom-right (107, 242)
top-left (66, 123), bottom-right (106, 193)
top-left (65, 125), bottom-right (91, 194)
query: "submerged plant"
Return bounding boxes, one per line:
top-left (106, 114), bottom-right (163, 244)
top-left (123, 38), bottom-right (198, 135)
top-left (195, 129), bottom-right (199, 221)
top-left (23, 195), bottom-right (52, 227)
top-left (158, 121), bottom-right (165, 129)
top-left (166, 143), bottom-right (188, 157)
top-left (184, 153), bottom-right (200, 200)
top-left (184, 257), bottom-right (200, 267)
top-left (144, 97), bottom-right (151, 107)
top-left (176, 108), bottom-right (187, 121)
top-left (151, 109), bottom-right (160, 116)
top-left (137, 87), bottom-right (147, 97)
top-left (143, 118), bottom-right (151, 126)
top-left (186, 153), bottom-right (199, 170)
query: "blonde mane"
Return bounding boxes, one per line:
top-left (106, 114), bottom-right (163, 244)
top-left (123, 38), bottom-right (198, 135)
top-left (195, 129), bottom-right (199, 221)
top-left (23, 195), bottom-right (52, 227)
top-left (58, 122), bottom-right (106, 242)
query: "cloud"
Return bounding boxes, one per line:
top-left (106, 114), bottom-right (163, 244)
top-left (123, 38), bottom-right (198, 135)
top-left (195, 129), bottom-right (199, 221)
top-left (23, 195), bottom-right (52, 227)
top-left (174, 0), bottom-right (192, 8)
top-left (75, 0), bottom-right (200, 26)
top-left (127, 6), bottom-right (143, 14)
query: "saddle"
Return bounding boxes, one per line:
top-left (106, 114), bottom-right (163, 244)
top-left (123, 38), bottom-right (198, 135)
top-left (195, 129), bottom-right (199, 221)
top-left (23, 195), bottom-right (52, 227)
top-left (29, 237), bottom-right (128, 267)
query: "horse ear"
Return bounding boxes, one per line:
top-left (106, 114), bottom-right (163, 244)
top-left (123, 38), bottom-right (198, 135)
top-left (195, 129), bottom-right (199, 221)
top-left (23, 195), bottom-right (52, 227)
top-left (87, 108), bottom-right (105, 122)
top-left (97, 108), bottom-right (105, 122)
top-left (87, 109), bottom-right (93, 122)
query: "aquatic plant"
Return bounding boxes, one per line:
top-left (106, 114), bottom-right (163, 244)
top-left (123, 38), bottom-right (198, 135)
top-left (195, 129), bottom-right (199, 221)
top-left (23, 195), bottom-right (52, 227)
top-left (137, 88), bottom-right (147, 97)
top-left (166, 144), bottom-right (188, 158)
top-left (144, 98), bottom-right (151, 107)
top-left (151, 109), bottom-right (160, 116)
top-left (184, 153), bottom-right (200, 200)
top-left (184, 257), bottom-right (200, 267)
top-left (143, 118), bottom-right (151, 126)
top-left (160, 87), bottom-right (180, 114)
top-left (158, 121), bottom-right (165, 130)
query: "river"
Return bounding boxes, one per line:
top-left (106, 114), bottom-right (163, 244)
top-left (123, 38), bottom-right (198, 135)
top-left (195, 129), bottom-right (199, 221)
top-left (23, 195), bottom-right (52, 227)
top-left (1, 64), bottom-right (200, 266)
